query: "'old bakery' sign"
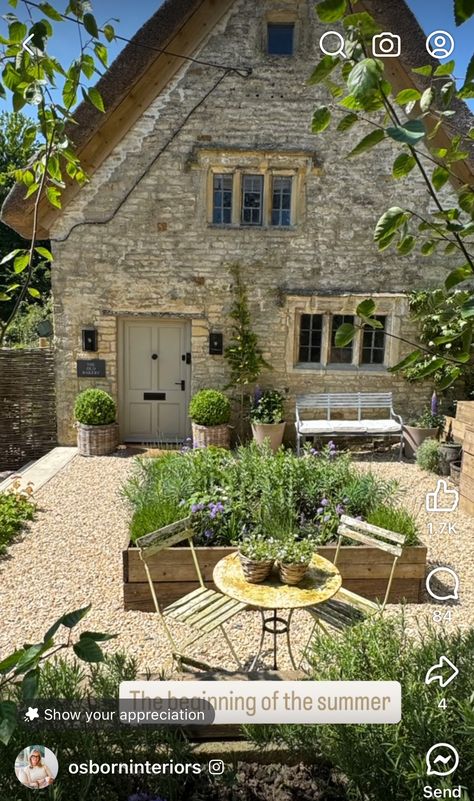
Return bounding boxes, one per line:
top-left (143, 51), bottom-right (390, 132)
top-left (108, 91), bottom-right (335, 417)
top-left (76, 359), bottom-right (106, 378)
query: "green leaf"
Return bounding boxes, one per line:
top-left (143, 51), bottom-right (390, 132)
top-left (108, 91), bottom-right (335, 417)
top-left (420, 87), bottom-right (434, 112)
top-left (389, 350), bottom-right (423, 373)
top-left (13, 253), bottom-right (29, 274)
top-left (437, 368), bottom-right (461, 389)
top-left (445, 264), bottom-right (473, 290)
top-left (35, 246), bottom-right (54, 261)
top-left (60, 604), bottom-right (92, 629)
top-left (103, 24), bottom-right (116, 42)
top-left (374, 207), bottom-right (407, 243)
top-left (0, 649), bottom-right (23, 674)
top-left (335, 323), bottom-right (356, 347)
top-left (336, 112), bottom-right (359, 132)
top-left (8, 20), bottom-right (27, 43)
top-left (28, 288), bottom-right (41, 298)
top-left (24, 183), bottom-right (40, 200)
top-left (356, 299), bottom-right (376, 317)
top-left (343, 12), bottom-right (380, 37)
top-left (454, 0), bottom-right (474, 25)
top-left (83, 12), bottom-right (99, 37)
top-left (22, 668), bottom-right (40, 701)
top-left (87, 86), bottom-right (105, 112)
top-left (347, 58), bottom-right (382, 102)
top-left (316, 0), bottom-right (347, 23)
top-left (39, 2), bottom-right (63, 20)
top-left (421, 240), bottom-right (437, 256)
top-left (0, 249), bottom-right (22, 265)
top-left (80, 631), bottom-right (116, 642)
top-left (347, 128), bottom-right (385, 157)
top-left (73, 637), bottom-right (104, 663)
top-left (392, 153), bottom-right (416, 179)
top-left (434, 60), bottom-right (455, 76)
top-left (0, 293), bottom-right (11, 301)
top-left (395, 88), bottom-right (421, 105)
top-left (15, 643), bottom-right (45, 672)
top-left (415, 358), bottom-right (446, 377)
top-left (62, 79), bottom-right (77, 108)
top-left (412, 65), bottom-right (433, 77)
top-left (308, 55), bottom-right (339, 85)
top-left (463, 54), bottom-right (474, 88)
top-left (397, 235), bottom-right (416, 255)
top-left (311, 106), bottom-right (331, 133)
top-left (386, 119), bottom-right (426, 144)
top-left (94, 42), bottom-right (108, 67)
top-left (432, 165), bottom-right (450, 190)
top-left (0, 701), bottom-right (17, 746)
top-left (46, 186), bottom-right (61, 209)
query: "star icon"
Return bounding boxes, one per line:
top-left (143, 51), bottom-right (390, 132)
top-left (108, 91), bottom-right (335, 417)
top-left (24, 707), bottom-right (40, 722)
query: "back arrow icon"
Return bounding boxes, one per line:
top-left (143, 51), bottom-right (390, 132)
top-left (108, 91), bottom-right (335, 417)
top-left (22, 34), bottom-right (35, 56)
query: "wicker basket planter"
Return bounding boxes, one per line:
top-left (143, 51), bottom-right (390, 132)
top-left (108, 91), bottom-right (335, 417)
top-left (238, 552), bottom-right (274, 584)
top-left (278, 562), bottom-right (309, 586)
top-left (192, 422), bottom-right (230, 449)
top-left (77, 422), bottom-right (119, 456)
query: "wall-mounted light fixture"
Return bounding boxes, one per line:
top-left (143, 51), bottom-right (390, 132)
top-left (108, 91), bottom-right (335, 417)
top-left (82, 327), bottom-right (98, 352)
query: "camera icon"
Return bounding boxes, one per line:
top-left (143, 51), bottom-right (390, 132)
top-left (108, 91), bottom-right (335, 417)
top-left (372, 32), bottom-right (401, 58)
top-left (208, 759), bottom-right (225, 776)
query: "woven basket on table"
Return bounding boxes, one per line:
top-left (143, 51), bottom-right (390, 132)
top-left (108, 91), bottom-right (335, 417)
top-left (278, 562), bottom-right (309, 586)
top-left (239, 553), bottom-right (274, 584)
top-left (191, 422), bottom-right (230, 449)
top-left (77, 422), bottom-right (119, 456)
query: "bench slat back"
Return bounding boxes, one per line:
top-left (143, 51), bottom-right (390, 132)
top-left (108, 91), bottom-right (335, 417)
top-left (136, 517), bottom-right (194, 557)
top-left (296, 393), bottom-right (393, 421)
top-left (337, 515), bottom-right (404, 557)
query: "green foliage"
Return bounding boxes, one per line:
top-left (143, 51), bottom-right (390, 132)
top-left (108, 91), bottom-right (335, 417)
top-left (3, 296), bottom-right (52, 347)
top-left (237, 532), bottom-right (277, 561)
top-left (0, 482), bottom-right (35, 554)
top-left (189, 388), bottom-right (231, 426)
top-left (309, 4), bottom-right (474, 386)
top-left (224, 264), bottom-right (271, 389)
top-left (409, 406), bottom-right (445, 429)
top-left (247, 618), bottom-right (474, 801)
top-left (367, 504), bottom-right (419, 546)
top-left (274, 533), bottom-right (316, 565)
top-left (123, 443), bottom-right (399, 547)
top-left (74, 388), bottom-right (116, 425)
top-left (249, 388), bottom-right (285, 424)
top-left (416, 438), bottom-right (442, 473)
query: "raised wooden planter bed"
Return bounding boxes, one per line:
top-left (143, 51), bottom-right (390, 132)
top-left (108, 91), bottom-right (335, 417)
top-left (123, 543), bottom-right (428, 611)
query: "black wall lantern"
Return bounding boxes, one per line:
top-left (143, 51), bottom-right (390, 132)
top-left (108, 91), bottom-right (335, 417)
top-left (82, 327), bottom-right (98, 352)
top-left (209, 332), bottom-right (223, 355)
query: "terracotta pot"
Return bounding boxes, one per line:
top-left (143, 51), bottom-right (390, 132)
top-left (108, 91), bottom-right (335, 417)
top-left (403, 425), bottom-right (439, 459)
top-left (238, 552), bottom-right (274, 584)
top-left (191, 422), bottom-right (230, 449)
top-left (450, 460), bottom-right (462, 485)
top-left (439, 443), bottom-right (462, 476)
top-left (278, 562), bottom-right (309, 585)
top-left (251, 422), bottom-right (286, 454)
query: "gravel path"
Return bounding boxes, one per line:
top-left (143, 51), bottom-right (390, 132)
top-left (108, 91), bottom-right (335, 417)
top-left (0, 453), bottom-right (472, 675)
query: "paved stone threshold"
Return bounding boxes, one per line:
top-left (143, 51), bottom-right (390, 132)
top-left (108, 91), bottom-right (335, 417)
top-left (0, 447), bottom-right (77, 493)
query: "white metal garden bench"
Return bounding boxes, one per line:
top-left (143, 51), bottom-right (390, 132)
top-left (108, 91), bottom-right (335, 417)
top-left (295, 392), bottom-right (403, 458)
top-left (299, 515), bottom-right (405, 669)
top-left (136, 518), bottom-right (247, 671)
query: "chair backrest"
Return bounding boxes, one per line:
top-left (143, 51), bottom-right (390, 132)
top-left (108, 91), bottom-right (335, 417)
top-left (296, 393), bottom-right (393, 421)
top-left (334, 514), bottom-right (405, 610)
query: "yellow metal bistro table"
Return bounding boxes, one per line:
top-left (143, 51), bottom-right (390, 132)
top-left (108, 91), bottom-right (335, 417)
top-left (213, 552), bottom-right (342, 671)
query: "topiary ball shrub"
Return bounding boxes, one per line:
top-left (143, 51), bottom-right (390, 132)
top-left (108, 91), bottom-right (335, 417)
top-left (74, 388), bottom-right (116, 426)
top-left (416, 438), bottom-right (441, 473)
top-left (189, 389), bottom-right (231, 427)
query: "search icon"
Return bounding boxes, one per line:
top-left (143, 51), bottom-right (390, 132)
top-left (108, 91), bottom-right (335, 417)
top-left (319, 30), bottom-right (346, 58)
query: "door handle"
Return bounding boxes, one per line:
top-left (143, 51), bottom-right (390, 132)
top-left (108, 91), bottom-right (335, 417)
top-left (174, 380), bottom-right (185, 391)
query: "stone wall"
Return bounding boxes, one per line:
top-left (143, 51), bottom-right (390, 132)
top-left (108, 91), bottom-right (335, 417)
top-left (50, 0), bottom-right (454, 444)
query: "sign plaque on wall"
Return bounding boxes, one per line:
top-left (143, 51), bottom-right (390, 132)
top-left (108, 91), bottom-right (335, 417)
top-left (76, 359), bottom-right (106, 378)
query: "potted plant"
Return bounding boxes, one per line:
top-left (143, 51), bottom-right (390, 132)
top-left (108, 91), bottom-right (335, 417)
top-left (275, 535), bottom-right (316, 586)
top-left (237, 531), bottom-right (276, 584)
top-left (250, 388), bottom-right (286, 453)
top-left (403, 393), bottom-right (445, 459)
top-left (74, 388), bottom-right (118, 456)
top-left (189, 389), bottom-right (231, 449)
top-left (439, 421), bottom-right (462, 476)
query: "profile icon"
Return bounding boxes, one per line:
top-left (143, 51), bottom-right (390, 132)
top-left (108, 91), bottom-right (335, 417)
top-left (15, 745), bottom-right (58, 789)
top-left (425, 30), bottom-right (455, 60)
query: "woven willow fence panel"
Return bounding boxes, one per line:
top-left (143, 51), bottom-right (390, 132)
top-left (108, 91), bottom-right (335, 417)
top-left (0, 349), bottom-right (56, 470)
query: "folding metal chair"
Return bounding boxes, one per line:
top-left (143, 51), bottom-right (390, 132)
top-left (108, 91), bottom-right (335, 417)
top-left (300, 514), bottom-right (405, 668)
top-left (136, 517), bottom-right (247, 670)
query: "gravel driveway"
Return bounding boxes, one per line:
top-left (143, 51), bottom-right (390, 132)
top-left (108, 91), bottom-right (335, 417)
top-left (0, 453), bottom-right (472, 675)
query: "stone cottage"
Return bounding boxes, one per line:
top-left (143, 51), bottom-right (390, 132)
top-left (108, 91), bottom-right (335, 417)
top-left (2, 0), bottom-right (473, 445)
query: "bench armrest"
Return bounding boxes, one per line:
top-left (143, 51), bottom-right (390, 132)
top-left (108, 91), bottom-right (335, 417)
top-left (390, 408), bottom-right (403, 426)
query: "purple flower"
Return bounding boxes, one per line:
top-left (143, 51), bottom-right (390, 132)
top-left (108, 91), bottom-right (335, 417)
top-left (323, 514), bottom-right (331, 522)
top-left (191, 503), bottom-right (204, 514)
top-left (253, 385), bottom-right (263, 404)
top-left (204, 529), bottom-right (213, 539)
top-left (328, 440), bottom-right (336, 450)
top-left (321, 498), bottom-right (329, 507)
top-left (317, 507), bottom-right (324, 515)
top-left (329, 450), bottom-right (336, 459)
top-left (336, 504), bottom-right (344, 515)
top-left (310, 448), bottom-right (319, 456)
top-left (431, 391), bottom-right (438, 416)
top-left (209, 501), bottom-right (224, 518)
top-left (128, 794), bottom-right (167, 801)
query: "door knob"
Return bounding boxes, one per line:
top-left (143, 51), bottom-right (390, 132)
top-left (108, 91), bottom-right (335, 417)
top-left (151, 354), bottom-right (158, 360)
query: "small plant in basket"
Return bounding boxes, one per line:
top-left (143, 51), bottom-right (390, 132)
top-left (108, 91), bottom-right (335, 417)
top-left (189, 389), bottom-right (231, 449)
top-left (250, 388), bottom-right (286, 453)
top-left (237, 531), bottom-right (277, 584)
top-left (74, 388), bottom-right (118, 457)
top-left (275, 535), bottom-right (316, 586)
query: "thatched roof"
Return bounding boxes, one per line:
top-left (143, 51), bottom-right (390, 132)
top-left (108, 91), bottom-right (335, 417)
top-left (1, 0), bottom-right (472, 239)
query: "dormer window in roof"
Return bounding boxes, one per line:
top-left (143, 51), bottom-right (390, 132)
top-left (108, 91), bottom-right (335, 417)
top-left (267, 22), bottom-right (295, 55)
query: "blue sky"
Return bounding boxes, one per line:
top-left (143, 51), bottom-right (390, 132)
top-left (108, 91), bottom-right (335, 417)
top-left (0, 0), bottom-right (473, 110)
